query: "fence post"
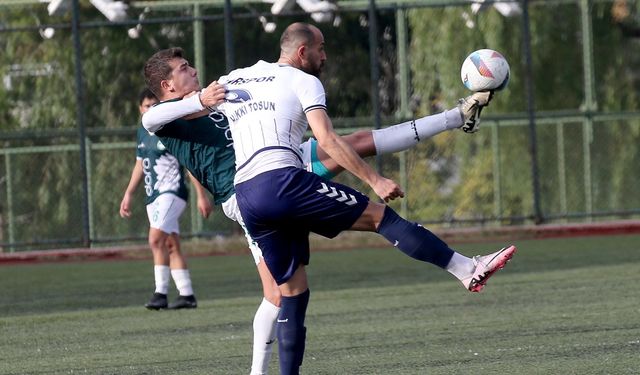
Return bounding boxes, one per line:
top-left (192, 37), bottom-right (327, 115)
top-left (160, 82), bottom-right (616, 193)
top-left (4, 153), bottom-right (15, 252)
top-left (557, 123), bottom-right (567, 218)
top-left (194, 4), bottom-right (206, 90)
top-left (580, 0), bottom-right (595, 219)
top-left (224, 0), bottom-right (235, 71)
top-left (86, 137), bottom-right (95, 243)
top-left (71, 0), bottom-right (91, 247)
top-left (368, 0), bottom-right (382, 175)
top-left (492, 122), bottom-right (502, 222)
top-left (521, 0), bottom-right (543, 224)
top-left (191, 3), bottom-right (206, 235)
top-left (395, 6), bottom-right (410, 217)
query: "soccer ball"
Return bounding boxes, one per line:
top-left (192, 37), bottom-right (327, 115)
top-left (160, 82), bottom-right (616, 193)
top-left (460, 49), bottom-right (510, 92)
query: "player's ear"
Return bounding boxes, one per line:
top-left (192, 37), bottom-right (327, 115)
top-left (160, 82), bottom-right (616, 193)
top-left (160, 78), bottom-right (173, 92)
top-left (297, 44), bottom-right (307, 60)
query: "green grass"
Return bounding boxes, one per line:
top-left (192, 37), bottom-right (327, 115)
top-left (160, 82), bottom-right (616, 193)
top-left (1, 235), bottom-right (640, 374)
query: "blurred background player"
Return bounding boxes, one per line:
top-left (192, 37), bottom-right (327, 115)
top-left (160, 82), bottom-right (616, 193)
top-left (119, 88), bottom-right (212, 310)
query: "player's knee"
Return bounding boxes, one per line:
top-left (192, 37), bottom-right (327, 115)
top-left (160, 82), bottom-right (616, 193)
top-left (165, 241), bottom-right (180, 256)
top-left (351, 202), bottom-right (386, 231)
top-left (148, 236), bottom-right (163, 250)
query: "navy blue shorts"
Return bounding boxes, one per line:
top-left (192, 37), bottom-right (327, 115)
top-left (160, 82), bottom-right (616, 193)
top-left (235, 167), bottom-right (369, 284)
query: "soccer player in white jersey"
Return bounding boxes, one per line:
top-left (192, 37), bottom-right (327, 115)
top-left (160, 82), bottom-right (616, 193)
top-left (120, 88), bottom-right (212, 310)
top-left (142, 46), bottom-right (502, 374)
top-left (142, 46), bottom-right (495, 374)
top-left (211, 22), bottom-right (517, 375)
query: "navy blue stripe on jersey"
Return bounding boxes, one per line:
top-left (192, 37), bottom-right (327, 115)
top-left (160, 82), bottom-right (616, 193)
top-left (303, 104), bottom-right (326, 113)
top-left (237, 146), bottom-right (303, 172)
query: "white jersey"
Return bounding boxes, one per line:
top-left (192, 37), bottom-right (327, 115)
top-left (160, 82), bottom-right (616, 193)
top-left (218, 60), bottom-right (326, 184)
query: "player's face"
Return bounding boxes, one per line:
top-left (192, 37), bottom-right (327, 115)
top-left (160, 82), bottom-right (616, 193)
top-left (164, 58), bottom-right (200, 97)
top-left (300, 28), bottom-right (326, 77)
top-left (138, 97), bottom-right (158, 115)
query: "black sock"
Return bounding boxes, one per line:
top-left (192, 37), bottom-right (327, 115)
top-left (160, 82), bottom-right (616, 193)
top-left (377, 206), bottom-right (454, 268)
top-left (277, 289), bottom-right (310, 375)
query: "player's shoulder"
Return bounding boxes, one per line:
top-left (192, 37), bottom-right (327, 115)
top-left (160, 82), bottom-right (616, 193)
top-left (221, 60), bottom-right (269, 82)
top-left (137, 124), bottom-right (151, 138)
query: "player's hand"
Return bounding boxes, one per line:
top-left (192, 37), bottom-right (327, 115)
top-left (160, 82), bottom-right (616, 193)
top-left (371, 176), bottom-right (404, 202)
top-left (197, 196), bottom-right (213, 219)
top-left (199, 81), bottom-right (226, 108)
top-left (119, 195), bottom-right (132, 218)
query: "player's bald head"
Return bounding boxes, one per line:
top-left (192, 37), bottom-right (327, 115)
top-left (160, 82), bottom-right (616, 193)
top-left (280, 22), bottom-right (320, 56)
top-left (278, 22), bottom-right (326, 76)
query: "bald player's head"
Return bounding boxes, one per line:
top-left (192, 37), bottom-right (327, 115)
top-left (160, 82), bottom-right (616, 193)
top-left (278, 22), bottom-right (326, 77)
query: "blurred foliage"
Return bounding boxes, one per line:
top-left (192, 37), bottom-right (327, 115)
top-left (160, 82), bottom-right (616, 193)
top-left (407, 2), bottom-right (640, 223)
top-left (0, 1), bottom-right (639, 249)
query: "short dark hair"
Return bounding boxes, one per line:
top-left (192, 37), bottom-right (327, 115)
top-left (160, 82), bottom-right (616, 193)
top-left (138, 88), bottom-right (157, 106)
top-left (143, 47), bottom-right (184, 98)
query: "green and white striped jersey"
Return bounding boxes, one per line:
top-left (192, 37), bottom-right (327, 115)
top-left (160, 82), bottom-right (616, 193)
top-left (136, 126), bottom-right (189, 205)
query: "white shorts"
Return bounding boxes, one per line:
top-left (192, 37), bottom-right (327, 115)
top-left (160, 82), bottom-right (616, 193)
top-left (222, 193), bottom-right (264, 265)
top-left (146, 193), bottom-right (187, 234)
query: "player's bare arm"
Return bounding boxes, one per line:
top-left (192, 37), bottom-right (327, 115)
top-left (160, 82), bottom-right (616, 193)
top-left (306, 109), bottom-right (404, 202)
top-left (119, 159), bottom-right (144, 218)
top-left (187, 172), bottom-right (213, 218)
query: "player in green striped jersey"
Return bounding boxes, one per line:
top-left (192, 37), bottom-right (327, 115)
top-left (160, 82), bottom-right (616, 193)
top-left (120, 89), bottom-right (212, 310)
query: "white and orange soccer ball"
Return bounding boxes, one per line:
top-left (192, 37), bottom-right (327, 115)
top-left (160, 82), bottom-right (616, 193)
top-left (460, 49), bottom-right (510, 92)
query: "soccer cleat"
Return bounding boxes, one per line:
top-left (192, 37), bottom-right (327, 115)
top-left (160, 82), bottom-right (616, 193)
top-left (457, 91), bottom-right (494, 133)
top-left (145, 292), bottom-right (168, 310)
top-left (168, 295), bottom-right (198, 309)
top-left (462, 245), bottom-right (516, 292)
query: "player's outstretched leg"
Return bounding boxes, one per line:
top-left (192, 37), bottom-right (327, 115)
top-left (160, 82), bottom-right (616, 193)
top-left (364, 91), bottom-right (493, 157)
top-left (373, 205), bottom-right (516, 292)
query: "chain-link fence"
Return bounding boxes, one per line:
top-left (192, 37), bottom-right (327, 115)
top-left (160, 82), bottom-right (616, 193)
top-left (1, 0), bottom-right (639, 251)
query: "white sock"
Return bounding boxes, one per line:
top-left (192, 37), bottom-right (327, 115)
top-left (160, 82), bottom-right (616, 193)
top-left (445, 252), bottom-right (475, 280)
top-left (171, 269), bottom-right (194, 296)
top-left (154, 265), bottom-right (170, 294)
top-left (372, 108), bottom-right (462, 155)
top-left (250, 298), bottom-right (280, 375)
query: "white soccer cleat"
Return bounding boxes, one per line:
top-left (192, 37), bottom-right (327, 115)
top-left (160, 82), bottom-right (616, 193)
top-left (462, 245), bottom-right (516, 292)
top-left (458, 91), bottom-right (494, 133)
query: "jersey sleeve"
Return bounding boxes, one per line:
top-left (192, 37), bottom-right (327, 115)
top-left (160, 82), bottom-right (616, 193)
top-left (142, 94), bottom-right (205, 133)
top-left (294, 74), bottom-right (326, 114)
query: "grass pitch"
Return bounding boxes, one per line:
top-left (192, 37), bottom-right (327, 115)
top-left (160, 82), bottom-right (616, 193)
top-left (1, 234), bottom-right (639, 374)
